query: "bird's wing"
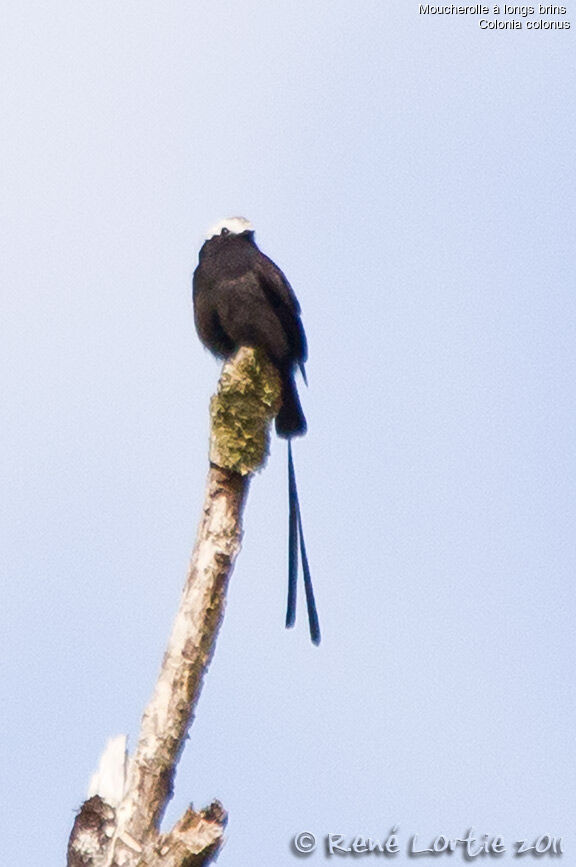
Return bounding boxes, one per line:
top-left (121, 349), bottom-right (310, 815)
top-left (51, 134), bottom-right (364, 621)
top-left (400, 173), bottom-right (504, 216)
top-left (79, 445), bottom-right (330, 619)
top-left (255, 255), bottom-right (308, 367)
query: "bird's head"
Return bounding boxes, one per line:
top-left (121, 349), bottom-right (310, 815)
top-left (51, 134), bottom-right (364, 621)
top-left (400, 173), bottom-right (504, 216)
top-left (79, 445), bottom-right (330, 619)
top-left (204, 216), bottom-right (255, 240)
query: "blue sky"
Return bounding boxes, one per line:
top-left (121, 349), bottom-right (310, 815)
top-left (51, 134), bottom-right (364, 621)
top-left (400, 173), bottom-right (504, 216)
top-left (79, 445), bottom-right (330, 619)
top-left (1, 2), bottom-right (574, 864)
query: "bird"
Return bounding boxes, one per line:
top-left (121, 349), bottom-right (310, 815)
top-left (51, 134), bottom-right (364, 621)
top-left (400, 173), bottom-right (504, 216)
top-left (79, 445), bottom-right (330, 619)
top-left (193, 217), bottom-right (320, 644)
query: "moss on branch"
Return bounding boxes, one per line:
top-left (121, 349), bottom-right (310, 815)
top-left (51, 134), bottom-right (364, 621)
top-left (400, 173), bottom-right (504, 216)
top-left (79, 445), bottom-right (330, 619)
top-left (209, 347), bottom-right (282, 476)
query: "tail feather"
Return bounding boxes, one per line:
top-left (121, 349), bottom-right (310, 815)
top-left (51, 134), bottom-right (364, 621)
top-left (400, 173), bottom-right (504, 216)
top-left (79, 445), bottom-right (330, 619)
top-left (286, 440), bottom-right (321, 645)
top-left (276, 373), bottom-right (307, 438)
top-left (285, 443), bottom-right (298, 630)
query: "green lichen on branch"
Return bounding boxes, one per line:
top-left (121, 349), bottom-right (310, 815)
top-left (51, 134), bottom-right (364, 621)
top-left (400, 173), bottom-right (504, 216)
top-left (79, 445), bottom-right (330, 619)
top-left (209, 347), bottom-right (282, 476)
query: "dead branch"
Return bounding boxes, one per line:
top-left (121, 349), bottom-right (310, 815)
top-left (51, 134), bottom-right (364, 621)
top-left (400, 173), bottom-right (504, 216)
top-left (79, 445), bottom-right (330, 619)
top-left (67, 347), bottom-right (282, 866)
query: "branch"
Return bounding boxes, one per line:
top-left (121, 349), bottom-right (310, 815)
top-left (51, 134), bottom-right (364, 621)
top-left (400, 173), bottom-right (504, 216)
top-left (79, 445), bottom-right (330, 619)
top-left (68, 347), bottom-right (282, 867)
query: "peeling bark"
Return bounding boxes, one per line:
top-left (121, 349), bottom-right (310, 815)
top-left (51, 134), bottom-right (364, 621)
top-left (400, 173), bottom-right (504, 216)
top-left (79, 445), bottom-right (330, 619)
top-left (68, 348), bottom-right (282, 866)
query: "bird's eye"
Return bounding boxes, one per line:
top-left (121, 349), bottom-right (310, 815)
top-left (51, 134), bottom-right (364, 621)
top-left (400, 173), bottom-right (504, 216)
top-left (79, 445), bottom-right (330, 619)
top-left (221, 227), bottom-right (229, 235)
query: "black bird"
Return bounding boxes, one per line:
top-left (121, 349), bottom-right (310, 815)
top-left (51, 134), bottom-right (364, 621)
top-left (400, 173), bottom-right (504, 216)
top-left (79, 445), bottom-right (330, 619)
top-left (193, 217), bottom-right (320, 644)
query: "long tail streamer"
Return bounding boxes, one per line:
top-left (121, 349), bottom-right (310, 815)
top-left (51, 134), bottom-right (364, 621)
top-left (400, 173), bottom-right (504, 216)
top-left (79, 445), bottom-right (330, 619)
top-left (286, 440), bottom-right (321, 645)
